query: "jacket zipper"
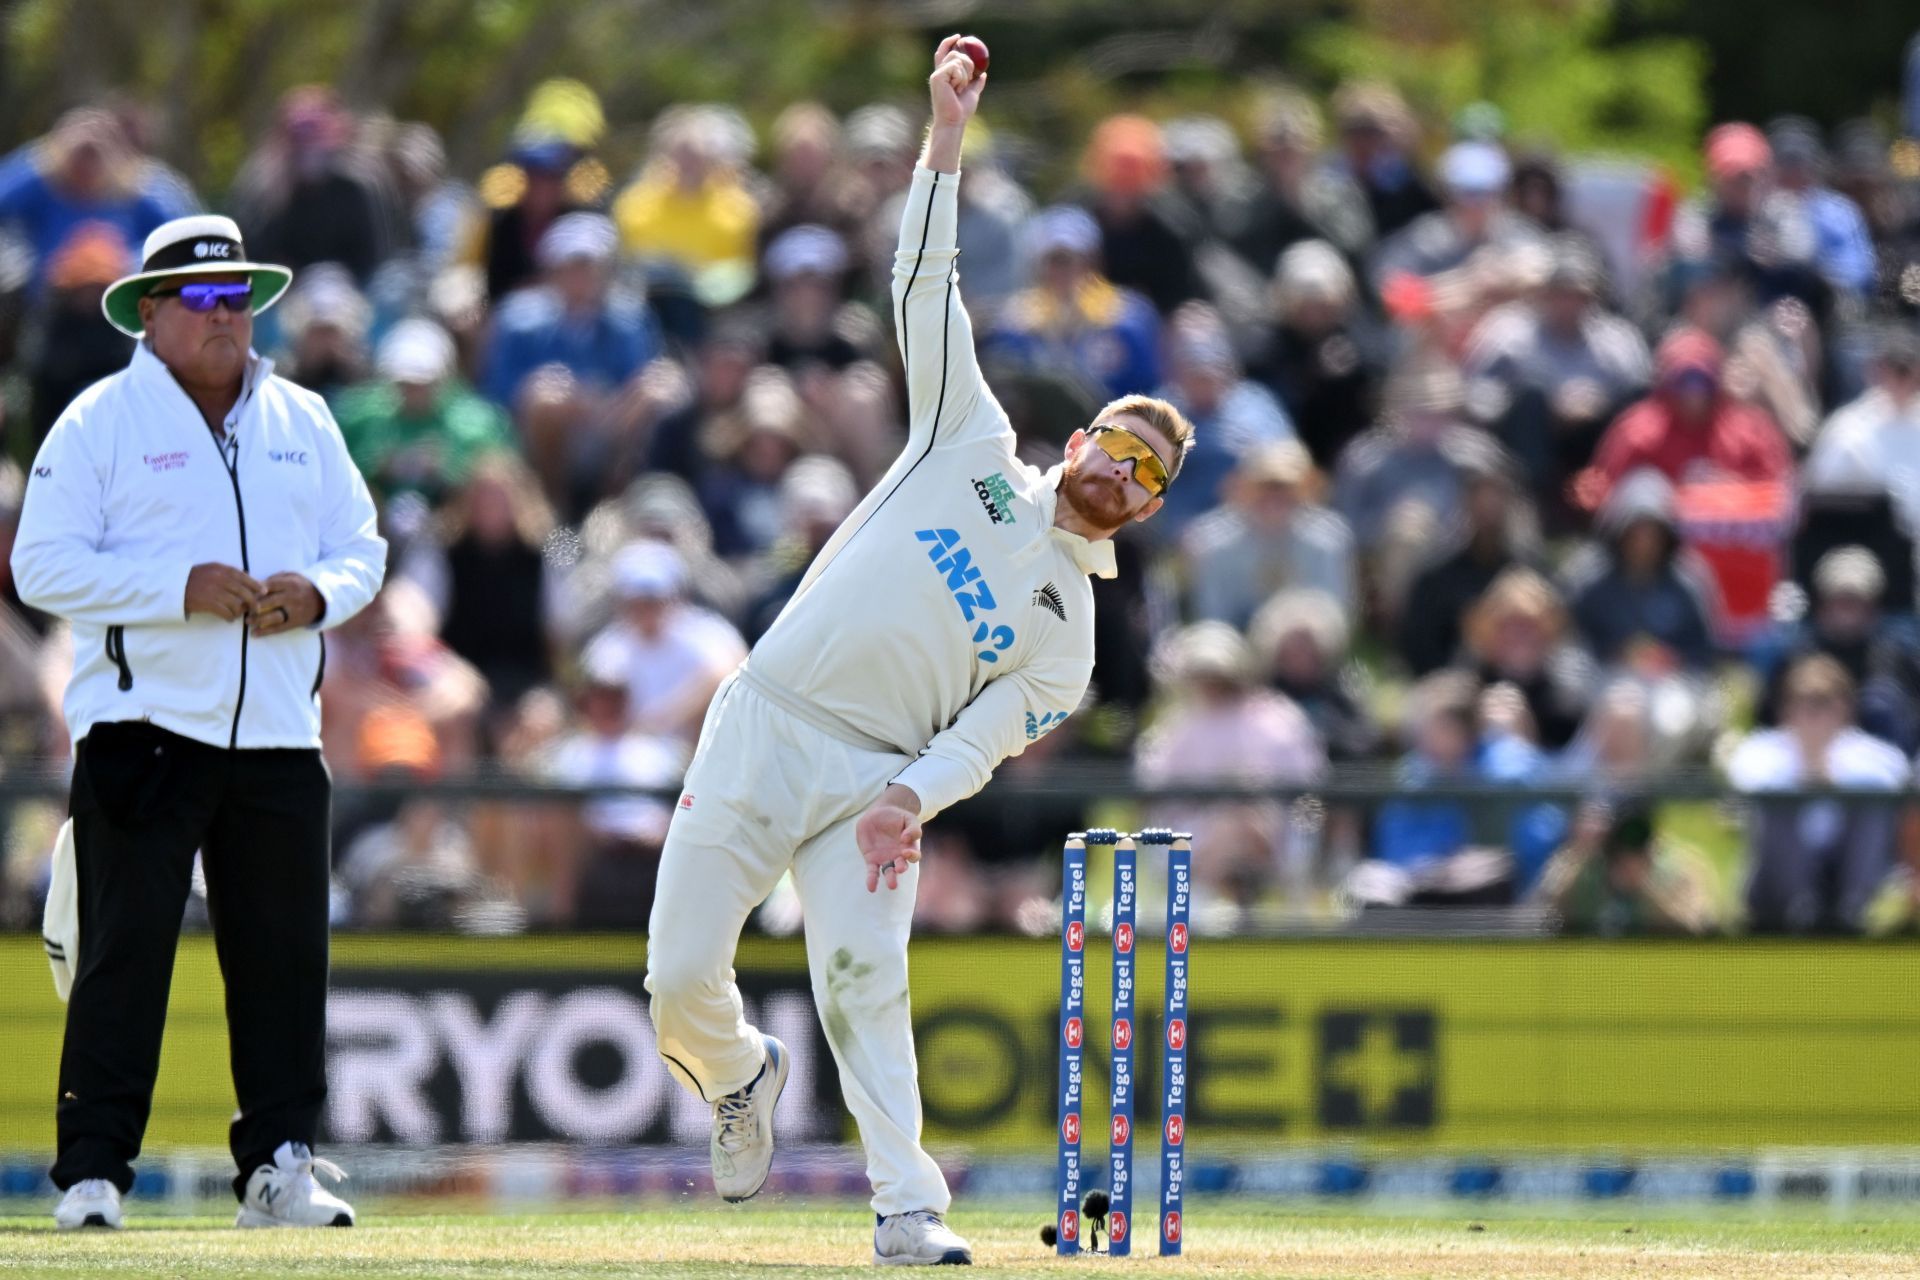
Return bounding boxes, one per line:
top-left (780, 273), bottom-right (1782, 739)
top-left (312, 634), bottom-right (326, 698)
top-left (104, 625), bottom-right (133, 691)
top-left (207, 424), bottom-right (250, 749)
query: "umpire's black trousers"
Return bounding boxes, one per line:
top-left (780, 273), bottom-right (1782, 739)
top-left (51, 720), bottom-right (332, 1199)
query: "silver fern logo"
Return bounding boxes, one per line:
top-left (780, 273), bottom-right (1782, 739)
top-left (1032, 582), bottom-right (1066, 622)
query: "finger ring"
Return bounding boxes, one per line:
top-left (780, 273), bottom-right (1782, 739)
top-left (276, 607), bottom-right (290, 623)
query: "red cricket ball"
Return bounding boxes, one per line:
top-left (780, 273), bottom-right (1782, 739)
top-left (955, 35), bottom-right (990, 81)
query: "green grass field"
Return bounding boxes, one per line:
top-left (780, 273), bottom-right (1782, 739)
top-left (2, 1202), bottom-right (1918, 1279)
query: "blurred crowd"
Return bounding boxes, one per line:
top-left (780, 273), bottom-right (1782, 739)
top-left (6, 61), bottom-right (1920, 939)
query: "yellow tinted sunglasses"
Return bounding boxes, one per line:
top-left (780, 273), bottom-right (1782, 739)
top-left (1090, 426), bottom-right (1171, 497)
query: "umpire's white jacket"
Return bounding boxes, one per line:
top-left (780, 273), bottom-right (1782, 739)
top-left (12, 342), bottom-right (387, 752)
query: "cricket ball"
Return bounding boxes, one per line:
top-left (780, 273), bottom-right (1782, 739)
top-left (955, 36), bottom-right (990, 80)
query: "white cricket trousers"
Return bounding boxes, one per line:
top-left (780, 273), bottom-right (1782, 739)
top-left (645, 671), bottom-right (950, 1215)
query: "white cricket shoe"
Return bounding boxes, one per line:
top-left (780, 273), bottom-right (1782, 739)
top-left (874, 1210), bottom-right (973, 1265)
top-left (54, 1179), bottom-right (122, 1230)
top-left (235, 1141), bottom-right (355, 1228)
top-left (711, 1034), bottom-right (789, 1202)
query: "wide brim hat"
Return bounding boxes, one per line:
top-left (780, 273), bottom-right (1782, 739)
top-left (101, 215), bottom-right (293, 338)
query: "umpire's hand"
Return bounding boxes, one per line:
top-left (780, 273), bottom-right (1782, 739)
top-left (251, 572), bottom-right (327, 636)
top-left (184, 563), bottom-right (264, 622)
top-left (857, 783), bottom-right (925, 893)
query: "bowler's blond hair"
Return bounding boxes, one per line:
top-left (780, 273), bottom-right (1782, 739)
top-left (1094, 394), bottom-right (1196, 480)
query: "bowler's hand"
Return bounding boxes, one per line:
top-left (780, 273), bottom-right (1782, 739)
top-left (857, 783), bottom-right (925, 892)
top-left (927, 34), bottom-right (986, 128)
top-left (250, 572), bottom-right (325, 636)
top-left (184, 563), bottom-right (264, 622)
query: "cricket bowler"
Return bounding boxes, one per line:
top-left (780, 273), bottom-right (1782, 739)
top-left (643, 35), bottom-right (1192, 1265)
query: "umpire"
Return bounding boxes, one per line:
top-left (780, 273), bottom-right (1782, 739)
top-left (12, 215), bottom-right (386, 1230)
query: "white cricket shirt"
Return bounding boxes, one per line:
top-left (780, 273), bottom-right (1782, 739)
top-left (745, 165), bottom-right (1114, 820)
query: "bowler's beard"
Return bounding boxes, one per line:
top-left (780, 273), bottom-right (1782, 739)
top-left (1060, 465), bottom-right (1134, 534)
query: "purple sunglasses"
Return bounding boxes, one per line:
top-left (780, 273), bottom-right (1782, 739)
top-left (150, 281), bottom-right (254, 314)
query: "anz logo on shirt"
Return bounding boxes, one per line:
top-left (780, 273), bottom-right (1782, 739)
top-left (915, 528), bottom-right (1017, 664)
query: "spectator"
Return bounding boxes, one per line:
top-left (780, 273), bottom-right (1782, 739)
top-left (481, 212), bottom-right (665, 514)
top-left (762, 224), bottom-right (864, 373)
top-left (1399, 452), bottom-right (1540, 675)
top-left (1333, 356), bottom-right (1507, 620)
top-left (648, 318), bottom-right (760, 483)
top-left (840, 104), bottom-right (920, 298)
top-left (1229, 91), bottom-right (1375, 277)
top-left (1135, 622), bottom-right (1326, 909)
top-left (385, 122), bottom-right (476, 279)
top-left (1251, 587), bottom-right (1379, 762)
top-left (1767, 117), bottom-right (1877, 302)
top-left (1675, 122), bottom-right (1778, 279)
top-left (1803, 326), bottom-right (1920, 539)
top-left (1374, 142), bottom-right (1545, 286)
top-left (1079, 115), bottom-right (1202, 314)
top-left (1576, 327), bottom-right (1792, 512)
top-left (614, 105), bottom-right (760, 306)
top-left (947, 124), bottom-right (1033, 324)
top-left (471, 133), bottom-right (590, 305)
top-left (23, 223), bottom-right (133, 443)
top-left (339, 710), bottom-right (513, 931)
top-left (0, 108), bottom-right (178, 295)
top-left (1460, 567), bottom-right (1596, 750)
top-left (1328, 81), bottom-right (1439, 240)
top-left (436, 456), bottom-right (559, 716)
top-left (1760, 547), bottom-right (1920, 753)
top-left (1670, 252), bottom-right (1822, 449)
top-left (1253, 239), bottom-right (1387, 468)
top-left (604, 474), bottom-right (749, 624)
top-left (1729, 654), bottom-right (1906, 934)
top-left (811, 359), bottom-right (907, 488)
top-left (1666, 123), bottom-right (1830, 322)
top-left (1565, 469), bottom-right (1717, 671)
top-left (543, 648), bottom-right (686, 929)
top-left (1182, 441), bottom-right (1354, 629)
top-left (984, 205), bottom-right (1161, 401)
top-left (1163, 115), bottom-right (1257, 250)
top-left (232, 86), bottom-right (396, 284)
top-left (862, 119), bottom-right (1030, 326)
top-left (273, 264), bottom-right (373, 402)
top-left (319, 583), bottom-right (491, 782)
top-left (1351, 670), bottom-right (1513, 906)
top-left (579, 541), bottom-right (746, 747)
top-left (1462, 238), bottom-right (1652, 512)
top-left (757, 102), bottom-right (861, 249)
top-left (1555, 679), bottom-right (1661, 787)
top-left (695, 366), bottom-right (809, 558)
top-left (1537, 806), bottom-right (1717, 935)
top-left (1508, 150), bottom-right (1599, 254)
top-left (740, 456), bottom-right (860, 641)
top-left (338, 317), bottom-right (513, 506)
top-left (1153, 303), bottom-right (1297, 531)
top-left (1830, 118), bottom-right (1920, 319)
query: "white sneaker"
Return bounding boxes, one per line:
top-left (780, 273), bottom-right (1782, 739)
top-left (54, 1179), bottom-right (122, 1230)
top-left (874, 1210), bottom-right (973, 1265)
top-left (710, 1034), bottom-right (789, 1202)
top-left (235, 1142), bottom-right (355, 1228)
